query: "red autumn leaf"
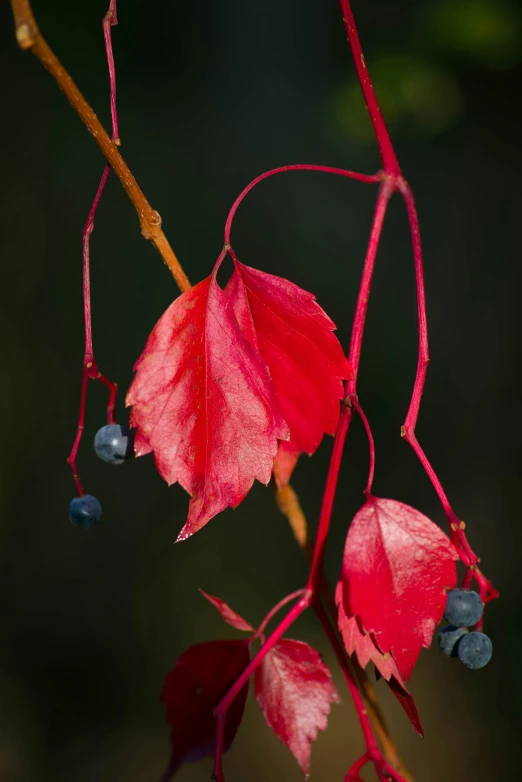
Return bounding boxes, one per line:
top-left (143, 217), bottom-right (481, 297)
top-left (225, 260), bottom-right (352, 484)
top-left (199, 589), bottom-right (254, 632)
top-left (161, 639), bottom-right (250, 778)
top-left (336, 582), bottom-right (423, 736)
top-left (126, 273), bottom-right (289, 540)
top-left (254, 638), bottom-right (340, 776)
top-left (384, 673), bottom-right (424, 737)
top-left (336, 582), bottom-right (397, 681)
top-left (340, 496), bottom-right (458, 681)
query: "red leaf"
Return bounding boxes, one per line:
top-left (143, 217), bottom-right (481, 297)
top-left (340, 497), bottom-right (458, 681)
top-left (254, 638), bottom-right (340, 776)
top-left (161, 639), bottom-right (250, 776)
top-left (335, 581), bottom-right (397, 681)
top-left (126, 273), bottom-right (289, 540)
top-left (225, 260), bottom-right (352, 484)
top-left (336, 582), bottom-right (423, 736)
top-left (199, 589), bottom-right (254, 632)
top-left (385, 674), bottom-right (424, 737)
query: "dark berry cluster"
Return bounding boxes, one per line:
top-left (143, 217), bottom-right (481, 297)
top-left (438, 588), bottom-right (492, 669)
top-left (68, 424), bottom-right (134, 528)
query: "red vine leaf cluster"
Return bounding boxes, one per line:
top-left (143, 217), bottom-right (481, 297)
top-left (127, 255), bottom-right (351, 539)
top-left (161, 592), bottom-right (339, 778)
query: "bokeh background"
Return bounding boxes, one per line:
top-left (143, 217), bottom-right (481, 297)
top-left (1, 1), bottom-right (521, 780)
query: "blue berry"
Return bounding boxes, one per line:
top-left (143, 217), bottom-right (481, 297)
top-left (437, 625), bottom-right (468, 657)
top-left (94, 424), bottom-right (133, 465)
top-left (69, 495), bottom-right (102, 528)
top-left (457, 631), bottom-right (493, 669)
top-left (444, 588), bottom-right (483, 627)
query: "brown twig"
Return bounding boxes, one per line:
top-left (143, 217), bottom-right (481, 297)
top-left (9, 0), bottom-right (190, 294)
top-left (275, 483), bottom-right (414, 782)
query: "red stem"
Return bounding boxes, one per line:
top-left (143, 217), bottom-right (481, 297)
top-left (83, 164), bottom-right (111, 358)
top-left (350, 396), bottom-right (376, 498)
top-left (67, 2), bottom-right (120, 494)
top-left (314, 602), bottom-right (407, 782)
top-left (397, 180), bottom-right (428, 437)
top-left (346, 181), bottom-right (394, 388)
top-left (345, 752), bottom-right (369, 781)
top-left (67, 367), bottom-right (88, 496)
top-left (224, 164), bottom-right (381, 246)
top-left (397, 180), bottom-right (496, 601)
top-left (338, 0), bottom-right (401, 177)
top-left (256, 589), bottom-right (306, 636)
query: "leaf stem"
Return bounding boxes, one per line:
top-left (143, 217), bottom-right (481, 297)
top-left (256, 589), bottom-right (306, 636)
top-left (346, 181), bottom-right (394, 389)
top-left (349, 396), bottom-right (376, 498)
top-left (224, 164), bottom-right (381, 246)
top-left (9, 0), bottom-right (190, 292)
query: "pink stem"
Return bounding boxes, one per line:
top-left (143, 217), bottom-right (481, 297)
top-left (346, 181), bottom-right (395, 389)
top-left (67, 366), bottom-right (88, 496)
top-left (350, 396), bottom-right (376, 498)
top-left (256, 589), bottom-right (306, 636)
top-left (397, 180), bottom-right (428, 437)
top-left (83, 165), bottom-right (111, 358)
top-left (345, 752), bottom-right (369, 781)
top-left (223, 164), bottom-right (381, 245)
top-left (314, 602), bottom-right (407, 782)
top-left (338, 0), bottom-right (401, 177)
top-left (397, 179), bottom-right (496, 599)
top-left (68, 2), bottom-right (120, 494)
top-left (462, 568), bottom-right (474, 589)
top-left (213, 184), bottom-right (393, 780)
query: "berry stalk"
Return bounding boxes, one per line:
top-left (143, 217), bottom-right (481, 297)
top-left (67, 4), bottom-right (120, 496)
top-left (349, 395), bottom-right (376, 498)
top-left (397, 179), bottom-right (498, 603)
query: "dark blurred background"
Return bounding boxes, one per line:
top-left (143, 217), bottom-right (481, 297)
top-left (1, 1), bottom-right (521, 780)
